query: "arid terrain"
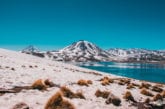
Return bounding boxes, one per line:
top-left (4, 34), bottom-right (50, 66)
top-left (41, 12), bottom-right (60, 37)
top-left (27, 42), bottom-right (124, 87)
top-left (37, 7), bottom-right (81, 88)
top-left (0, 48), bottom-right (165, 109)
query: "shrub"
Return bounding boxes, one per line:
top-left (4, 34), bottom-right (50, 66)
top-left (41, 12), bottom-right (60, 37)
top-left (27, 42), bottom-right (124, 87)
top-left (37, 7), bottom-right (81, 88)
top-left (44, 79), bottom-right (55, 87)
top-left (161, 90), bottom-right (165, 98)
top-left (144, 98), bottom-right (150, 103)
top-left (75, 92), bottom-right (85, 99)
top-left (101, 79), bottom-right (110, 86)
top-left (100, 76), bottom-right (113, 83)
top-left (119, 79), bottom-right (130, 84)
top-left (131, 83), bottom-right (140, 87)
top-left (105, 92), bottom-right (121, 106)
top-left (118, 81), bottom-right (125, 85)
top-left (151, 86), bottom-right (163, 93)
top-left (140, 88), bottom-right (154, 97)
top-left (87, 80), bottom-right (93, 84)
top-left (126, 83), bottom-right (135, 89)
top-left (153, 94), bottom-right (163, 101)
top-left (123, 91), bottom-right (136, 102)
top-left (139, 82), bottom-right (151, 89)
top-left (77, 79), bottom-right (92, 86)
top-left (31, 79), bottom-right (48, 90)
top-left (45, 91), bottom-right (75, 109)
top-left (95, 89), bottom-right (110, 99)
top-left (31, 79), bottom-right (54, 91)
top-left (100, 76), bottom-right (113, 86)
top-left (60, 86), bottom-right (85, 99)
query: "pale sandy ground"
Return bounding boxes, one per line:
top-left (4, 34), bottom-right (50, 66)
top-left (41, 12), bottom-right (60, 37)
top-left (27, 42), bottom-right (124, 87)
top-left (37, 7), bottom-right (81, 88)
top-left (0, 48), bottom-right (164, 109)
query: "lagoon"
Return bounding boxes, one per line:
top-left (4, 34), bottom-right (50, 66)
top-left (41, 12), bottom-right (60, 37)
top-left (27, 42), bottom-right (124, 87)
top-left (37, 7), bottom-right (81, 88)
top-left (77, 62), bottom-right (165, 83)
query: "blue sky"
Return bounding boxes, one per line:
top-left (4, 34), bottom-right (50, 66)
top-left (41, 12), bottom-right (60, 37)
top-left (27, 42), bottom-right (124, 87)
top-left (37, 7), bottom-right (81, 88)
top-left (0, 0), bottom-right (165, 50)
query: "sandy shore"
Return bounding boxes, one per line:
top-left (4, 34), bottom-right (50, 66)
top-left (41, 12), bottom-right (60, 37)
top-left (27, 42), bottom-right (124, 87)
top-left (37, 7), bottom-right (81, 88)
top-left (0, 48), bottom-right (165, 109)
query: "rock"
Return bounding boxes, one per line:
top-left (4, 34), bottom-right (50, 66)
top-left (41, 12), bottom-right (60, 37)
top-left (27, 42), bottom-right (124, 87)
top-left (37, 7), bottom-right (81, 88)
top-left (12, 102), bottom-right (30, 109)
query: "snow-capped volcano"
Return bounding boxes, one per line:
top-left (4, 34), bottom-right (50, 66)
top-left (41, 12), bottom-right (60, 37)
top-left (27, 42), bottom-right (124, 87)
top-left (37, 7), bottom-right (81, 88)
top-left (51, 40), bottom-right (111, 62)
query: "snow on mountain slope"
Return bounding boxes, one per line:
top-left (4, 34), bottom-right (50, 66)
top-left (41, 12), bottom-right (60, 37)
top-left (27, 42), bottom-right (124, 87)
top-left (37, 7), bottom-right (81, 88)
top-left (107, 48), bottom-right (165, 62)
top-left (46, 40), bottom-right (112, 62)
top-left (21, 45), bottom-right (40, 54)
top-left (21, 41), bottom-right (165, 63)
top-left (21, 45), bottom-right (45, 58)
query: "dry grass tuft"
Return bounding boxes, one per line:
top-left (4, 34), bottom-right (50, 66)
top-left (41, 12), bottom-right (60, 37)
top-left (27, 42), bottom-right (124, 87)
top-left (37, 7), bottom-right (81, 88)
top-left (118, 81), bottom-right (125, 85)
top-left (95, 89), bottom-right (110, 99)
top-left (144, 98), bottom-right (150, 103)
top-left (31, 79), bottom-right (54, 90)
top-left (123, 91), bottom-right (136, 102)
top-left (100, 76), bottom-right (113, 86)
top-left (161, 90), bottom-right (165, 98)
top-left (118, 78), bottom-right (130, 86)
top-left (151, 86), bottom-right (163, 93)
top-left (131, 83), bottom-right (140, 87)
top-left (126, 83), bottom-right (135, 89)
top-left (45, 91), bottom-right (75, 109)
top-left (140, 88), bottom-right (154, 97)
top-left (101, 79), bottom-right (110, 86)
top-left (139, 82), bottom-right (151, 89)
top-left (153, 94), bottom-right (163, 101)
top-left (105, 92), bottom-right (121, 106)
top-left (44, 79), bottom-right (55, 87)
top-left (60, 86), bottom-right (85, 99)
top-left (87, 80), bottom-right (93, 84)
top-left (77, 79), bottom-right (92, 86)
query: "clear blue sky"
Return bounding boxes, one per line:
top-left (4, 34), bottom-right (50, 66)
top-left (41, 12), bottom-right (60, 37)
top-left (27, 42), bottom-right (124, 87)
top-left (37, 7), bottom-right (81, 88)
top-left (0, 0), bottom-right (165, 50)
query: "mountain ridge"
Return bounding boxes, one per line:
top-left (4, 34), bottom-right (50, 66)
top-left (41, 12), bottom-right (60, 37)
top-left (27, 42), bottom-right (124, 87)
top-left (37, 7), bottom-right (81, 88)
top-left (21, 40), bottom-right (165, 63)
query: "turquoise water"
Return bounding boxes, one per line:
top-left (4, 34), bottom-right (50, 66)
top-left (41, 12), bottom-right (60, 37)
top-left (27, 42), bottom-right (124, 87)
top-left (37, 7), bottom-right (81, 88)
top-left (77, 62), bottom-right (165, 83)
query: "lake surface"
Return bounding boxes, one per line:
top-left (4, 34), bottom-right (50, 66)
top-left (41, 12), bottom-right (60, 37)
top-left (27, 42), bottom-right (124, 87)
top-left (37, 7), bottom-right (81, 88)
top-left (76, 62), bottom-right (165, 83)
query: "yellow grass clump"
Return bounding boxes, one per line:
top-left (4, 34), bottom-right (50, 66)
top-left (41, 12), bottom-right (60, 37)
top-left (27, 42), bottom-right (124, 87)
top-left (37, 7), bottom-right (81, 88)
top-left (100, 76), bottom-right (113, 86)
top-left (60, 86), bottom-right (85, 99)
top-left (126, 83), bottom-right (135, 89)
top-left (77, 79), bottom-right (92, 86)
top-left (117, 78), bottom-right (130, 86)
top-left (161, 90), bottom-right (165, 98)
top-left (153, 94), bottom-right (163, 101)
top-left (95, 89), bottom-right (110, 99)
top-left (87, 80), bottom-right (93, 84)
top-left (105, 92), bottom-right (121, 106)
top-left (101, 79), bottom-right (110, 86)
top-left (123, 91), bottom-right (136, 102)
top-left (31, 79), bottom-right (54, 90)
top-left (151, 85), bottom-right (163, 93)
top-left (144, 98), bottom-right (150, 103)
top-left (45, 91), bottom-right (75, 109)
top-left (140, 88), bottom-right (154, 97)
top-left (139, 82), bottom-right (151, 89)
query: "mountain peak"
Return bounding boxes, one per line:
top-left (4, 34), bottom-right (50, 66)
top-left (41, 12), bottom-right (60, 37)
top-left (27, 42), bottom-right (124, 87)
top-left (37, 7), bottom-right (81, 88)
top-left (60, 40), bottom-right (100, 52)
top-left (22, 45), bottom-right (39, 53)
